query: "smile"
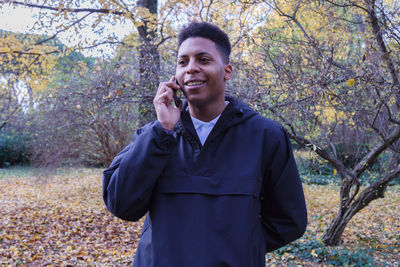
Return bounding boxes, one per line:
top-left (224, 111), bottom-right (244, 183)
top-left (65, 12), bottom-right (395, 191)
top-left (185, 81), bottom-right (206, 86)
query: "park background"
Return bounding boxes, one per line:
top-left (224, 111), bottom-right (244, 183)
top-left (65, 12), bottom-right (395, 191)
top-left (0, 0), bottom-right (399, 266)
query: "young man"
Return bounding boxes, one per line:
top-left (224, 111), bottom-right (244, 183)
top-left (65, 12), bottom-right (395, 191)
top-left (103, 22), bottom-right (307, 267)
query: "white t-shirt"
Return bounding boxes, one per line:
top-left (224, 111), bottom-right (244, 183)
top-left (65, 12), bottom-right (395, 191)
top-left (190, 114), bottom-right (221, 145)
top-left (190, 101), bottom-right (229, 145)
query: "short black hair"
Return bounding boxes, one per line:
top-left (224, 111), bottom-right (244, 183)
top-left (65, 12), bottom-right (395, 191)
top-left (178, 22), bottom-right (231, 63)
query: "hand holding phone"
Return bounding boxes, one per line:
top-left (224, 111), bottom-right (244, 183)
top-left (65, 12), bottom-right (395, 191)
top-left (154, 76), bottom-right (182, 130)
top-left (173, 78), bottom-right (182, 108)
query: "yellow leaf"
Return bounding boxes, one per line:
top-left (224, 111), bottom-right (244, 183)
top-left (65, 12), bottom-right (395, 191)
top-left (311, 249), bottom-right (318, 257)
top-left (333, 169), bottom-right (337, 175)
top-left (346, 78), bottom-right (355, 87)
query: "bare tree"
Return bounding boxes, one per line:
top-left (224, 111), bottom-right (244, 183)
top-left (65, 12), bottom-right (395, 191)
top-left (245, 0), bottom-right (400, 245)
top-left (2, 0), bottom-right (165, 125)
top-left (28, 50), bottom-right (140, 166)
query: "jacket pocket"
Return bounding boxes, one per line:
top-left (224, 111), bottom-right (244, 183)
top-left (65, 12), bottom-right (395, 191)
top-left (156, 174), bottom-right (260, 198)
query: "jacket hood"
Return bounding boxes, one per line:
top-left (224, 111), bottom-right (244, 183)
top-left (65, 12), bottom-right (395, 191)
top-left (176, 96), bottom-right (258, 147)
top-left (221, 96), bottom-right (258, 128)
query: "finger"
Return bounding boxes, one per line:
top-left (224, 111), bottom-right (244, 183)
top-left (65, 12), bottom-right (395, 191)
top-left (172, 76), bottom-right (181, 89)
top-left (154, 86), bottom-right (167, 100)
top-left (155, 90), bottom-right (173, 105)
top-left (157, 81), bottom-right (178, 97)
top-left (170, 76), bottom-right (180, 90)
top-left (160, 89), bottom-right (173, 99)
top-left (156, 82), bottom-right (168, 95)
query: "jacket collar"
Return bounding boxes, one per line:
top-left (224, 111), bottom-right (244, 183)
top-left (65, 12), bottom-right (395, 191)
top-left (180, 96), bottom-right (256, 124)
top-left (175, 96), bottom-right (257, 146)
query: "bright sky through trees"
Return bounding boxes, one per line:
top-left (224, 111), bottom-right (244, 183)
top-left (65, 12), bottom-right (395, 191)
top-left (0, 4), bottom-right (132, 57)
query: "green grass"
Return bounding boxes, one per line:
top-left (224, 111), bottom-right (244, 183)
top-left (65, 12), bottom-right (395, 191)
top-left (0, 165), bottom-right (102, 179)
top-left (0, 165), bottom-right (41, 179)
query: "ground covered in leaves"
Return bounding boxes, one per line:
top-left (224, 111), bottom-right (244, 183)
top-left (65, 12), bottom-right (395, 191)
top-left (0, 167), bottom-right (399, 266)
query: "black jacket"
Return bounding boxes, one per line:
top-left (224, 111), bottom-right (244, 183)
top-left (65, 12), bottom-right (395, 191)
top-left (103, 96), bottom-right (307, 267)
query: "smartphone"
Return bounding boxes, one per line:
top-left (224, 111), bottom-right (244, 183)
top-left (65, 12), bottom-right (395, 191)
top-left (173, 78), bottom-right (182, 108)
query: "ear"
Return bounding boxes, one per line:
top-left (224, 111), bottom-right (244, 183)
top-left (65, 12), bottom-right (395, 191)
top-left (223, 64), bottom-right (233, 81)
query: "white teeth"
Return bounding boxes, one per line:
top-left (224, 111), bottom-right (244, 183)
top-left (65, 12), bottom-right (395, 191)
top-left (186, 81), bottom-right (204, 86)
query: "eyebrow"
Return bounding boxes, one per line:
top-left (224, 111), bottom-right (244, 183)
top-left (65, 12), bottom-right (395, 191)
top-left (177, 52), bottom-right (213, 58)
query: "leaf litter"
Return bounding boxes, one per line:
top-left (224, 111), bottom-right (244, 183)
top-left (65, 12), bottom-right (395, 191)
top-left (0, 168), bottom-right (398, 266)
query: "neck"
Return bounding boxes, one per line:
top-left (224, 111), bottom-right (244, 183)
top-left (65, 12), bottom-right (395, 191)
top-left (188, 98), bottom-right (227, 122)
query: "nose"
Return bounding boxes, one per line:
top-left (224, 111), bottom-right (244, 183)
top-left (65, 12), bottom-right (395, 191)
top-left (186, 60), bottom-right (200, 74)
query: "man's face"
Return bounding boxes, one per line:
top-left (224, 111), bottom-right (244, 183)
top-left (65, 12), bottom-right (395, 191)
top-left (176, 37), bottom-right (232, 107)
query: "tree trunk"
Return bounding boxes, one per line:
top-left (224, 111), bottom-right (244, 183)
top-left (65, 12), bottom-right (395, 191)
top-left (137, 0), bottom-right (159, 126)
top-left (322, 187), bottom-right (381, 245)
top-left (322, 166), bottom-right (400, 245)
top-left (322, 210), bottom-right (353, 246)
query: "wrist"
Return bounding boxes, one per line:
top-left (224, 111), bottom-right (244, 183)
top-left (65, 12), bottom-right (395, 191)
top-left (158, 120), bottom-right (176, 131)
top-left (159, 121), bottom-right (176, 131)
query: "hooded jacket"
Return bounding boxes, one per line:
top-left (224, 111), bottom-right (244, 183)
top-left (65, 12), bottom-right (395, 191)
top-left (103, 96), bottom-right (307, 267)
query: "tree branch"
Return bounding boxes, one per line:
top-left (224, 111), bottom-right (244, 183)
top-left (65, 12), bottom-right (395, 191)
top-left (6, 1), bottom-right (125, 15)
top-left (0, 50), bottom-right (59, 56)
top-left (354, 126), bottom-right (400, 177)
top-left (324, 0), bottom-right (370, 15)
top-left (352, 165), bottom-right (400, 213)
top-left (264, 100), bottom-right (349, 174)
top-left (0, 103), bottom-right (21, 131)
top-left (365, 0), bottom-right (400, 103)
top-left (267, 0), bottom-right (347, 70)
top-left (35, 12), bottom-right (93, 46)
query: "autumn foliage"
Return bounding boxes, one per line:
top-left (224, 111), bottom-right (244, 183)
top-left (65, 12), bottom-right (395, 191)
top-left (1, 0), bottom-right (400, 250)
top-left (0, 168), bottom-right (398, 266)
top-left (0, 169), bottom-right (141, 265)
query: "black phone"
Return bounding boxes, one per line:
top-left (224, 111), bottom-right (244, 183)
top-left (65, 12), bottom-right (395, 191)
top-left (173, 78), bottom-right (182, 108)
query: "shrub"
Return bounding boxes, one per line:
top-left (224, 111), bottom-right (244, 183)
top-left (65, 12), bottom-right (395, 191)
top-left (0, 131), bottom-right (29, 167)
top-left (275, 240), bottom-right (375, 266)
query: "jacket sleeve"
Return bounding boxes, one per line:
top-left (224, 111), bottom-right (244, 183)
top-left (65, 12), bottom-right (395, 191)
top-left (102, 121), bottom-right (177, 221)
top-left (260, 126), bottom-right (307, 252)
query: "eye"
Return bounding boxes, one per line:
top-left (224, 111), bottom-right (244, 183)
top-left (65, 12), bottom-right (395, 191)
top-left (177, 59), bottom-right (187, 65)
top-left (200, 57), bottom-right (210, 63)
